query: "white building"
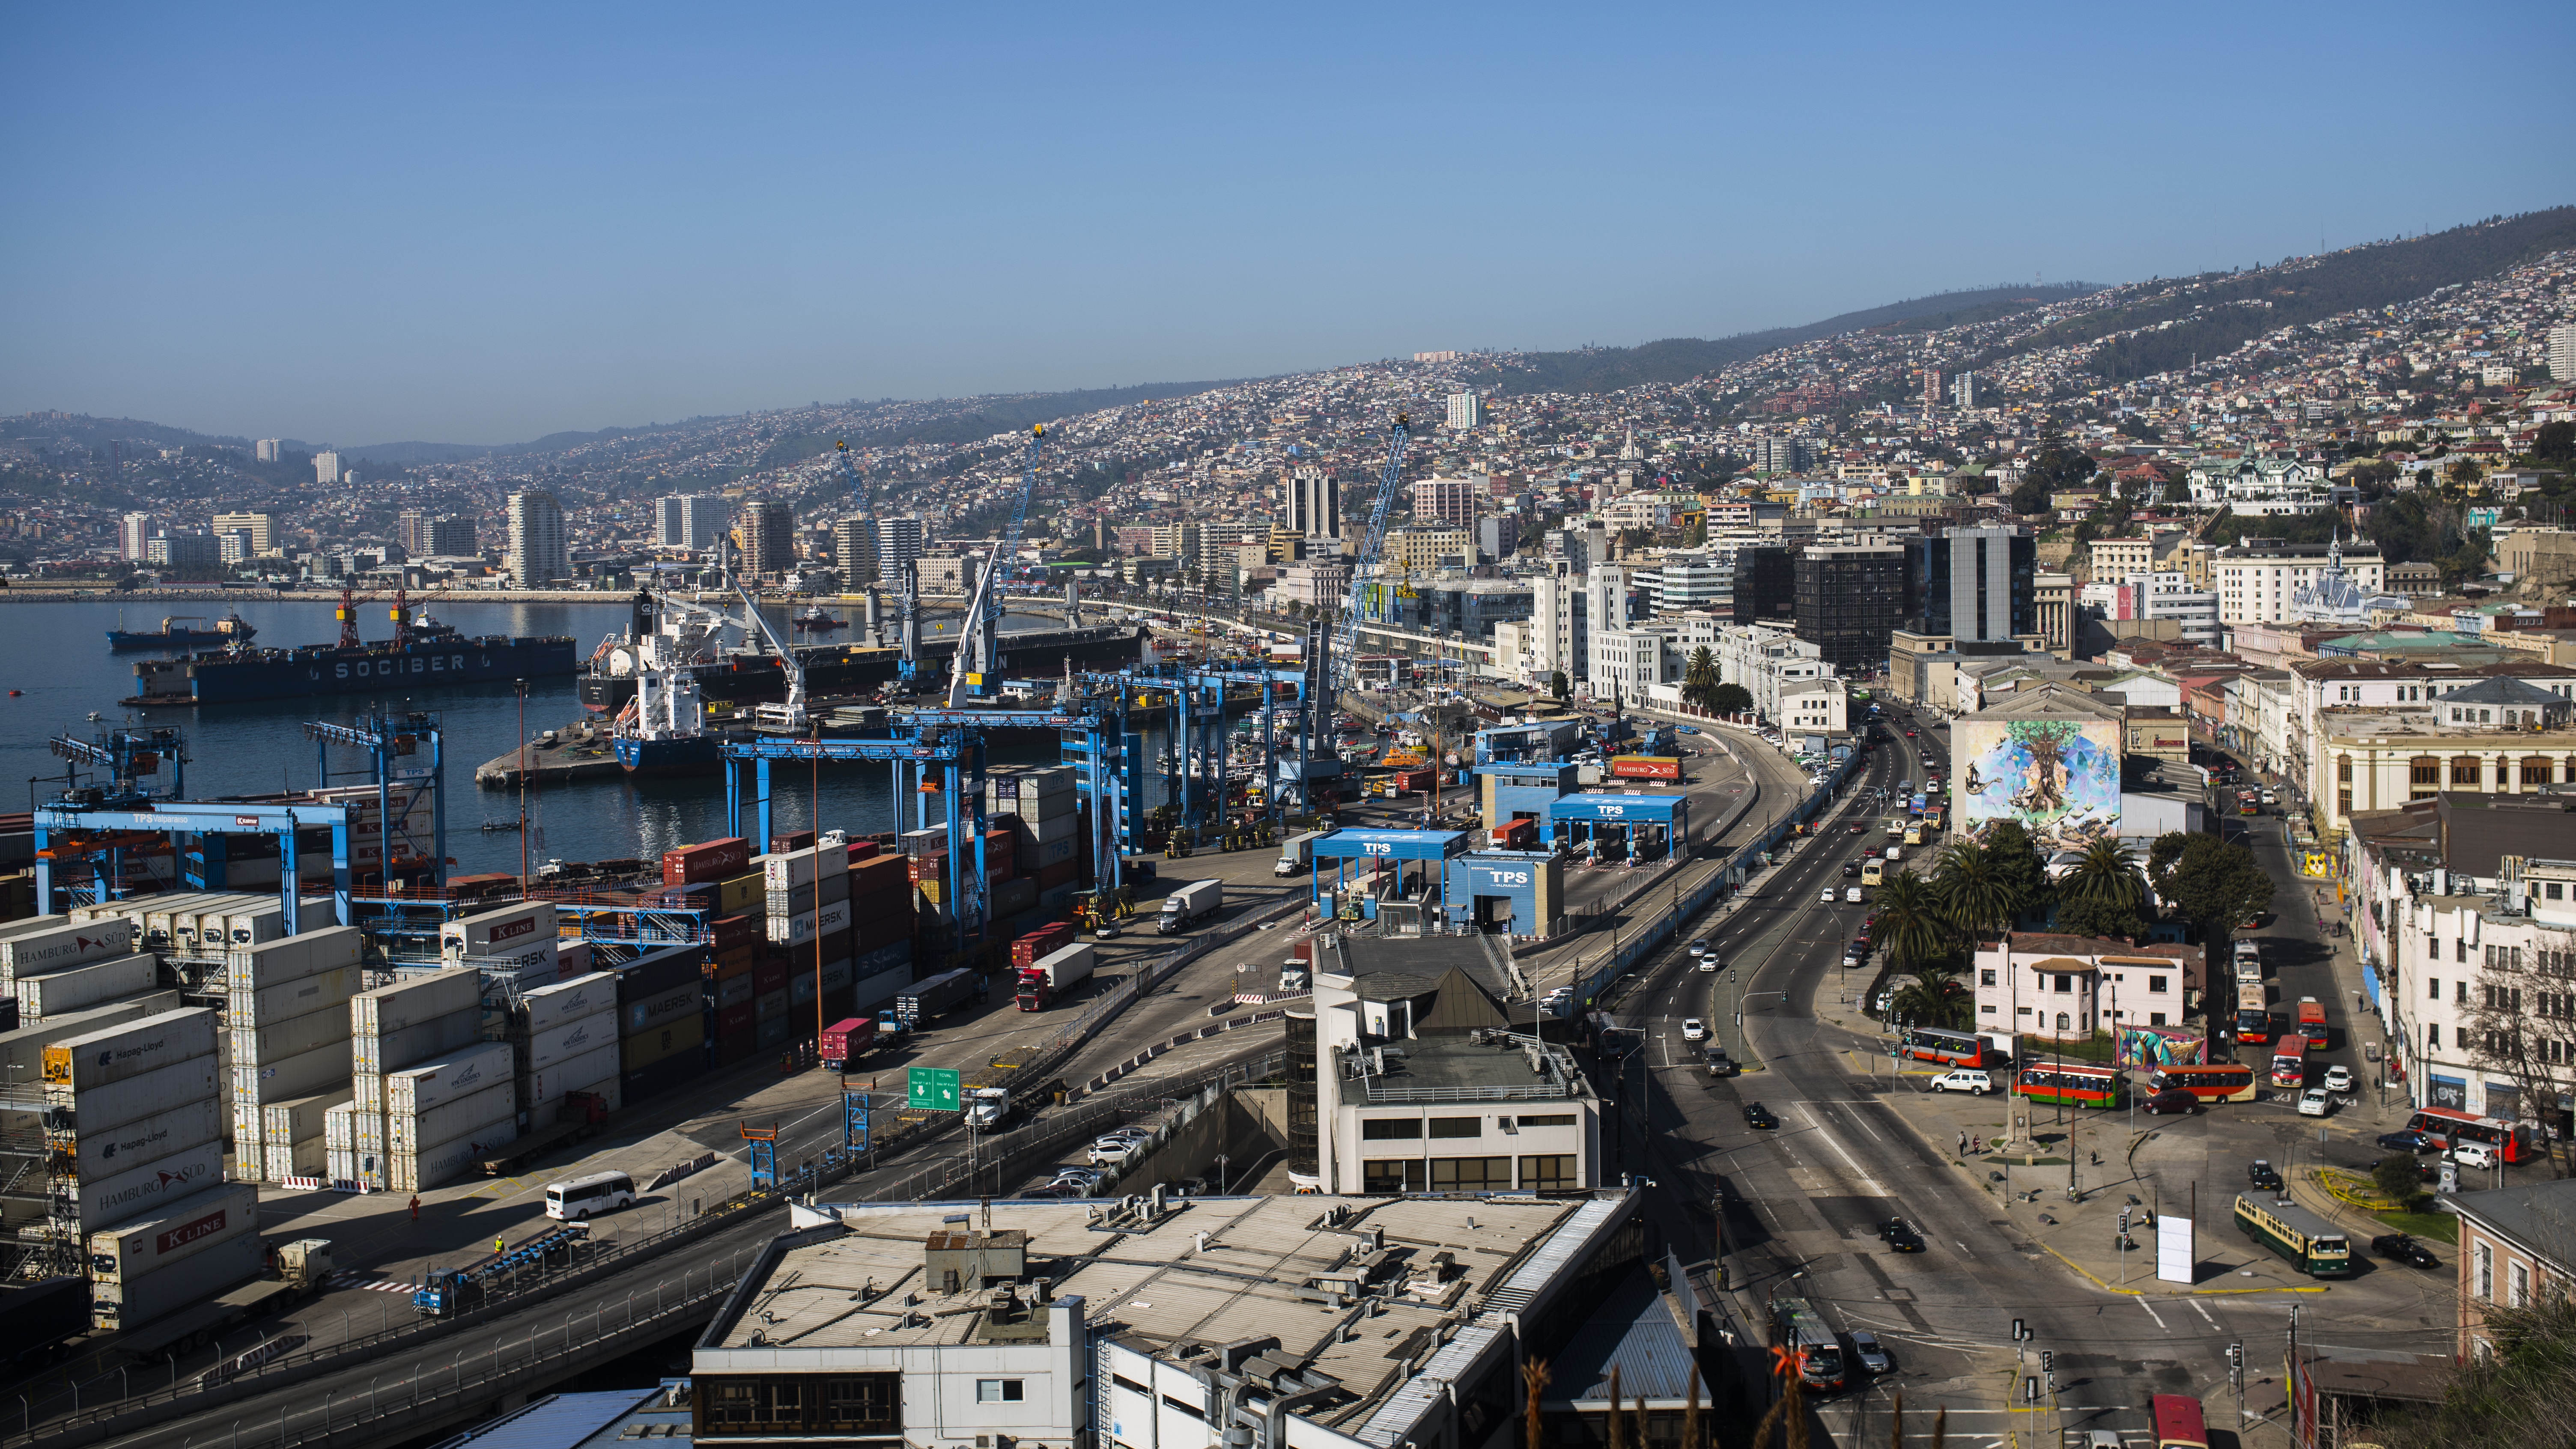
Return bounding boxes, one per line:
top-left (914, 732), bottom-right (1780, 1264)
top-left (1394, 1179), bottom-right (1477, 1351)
top-left (1777, 677), bottom-right (1847, 735)
top-left (656, 494), bottom-right (728, 551)
top-left (313, 450), bottom-right (341, 485)
top-left (254, 439), bottom-right (282, 463)
top-left (1444, 390), bottom-right (1482, 431)
top-left (1583, 564), bottom-right (1629, 674)
top-left (1639, 556), bottom-right (1727, 615)
top-left (2113, 571), bottom-right (2221, 645)
top-left (2213, 540), bottom-right (2385, 625)
top-left (506, 489), bottom-right (569, 585)
top-left (1526, 566), bottom-right (1586, 684)
top-left (1283, 465), bottom-right (1339, 542)
top-left (1970, 933), bottom-right (2200, 1041)
top-left (1589, 628), bottom-right (1673, 695)
top-left (2184, 456), bottom-right (2327, 514)
top-left (1711, 621), bottom-right (1836, 722)
top-left (2551, 322), bottom-right (2576, 384)
top-left (119, 512), bottom-right (153, 562)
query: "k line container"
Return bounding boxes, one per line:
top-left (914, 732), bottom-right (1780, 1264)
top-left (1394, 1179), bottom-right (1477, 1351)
top-left (230, 1003), bottom-right (351, 1067)
top-left (388, 1118), bottom-right (519, 1192)
top-left (619, 1009), bottom-right (705, 1073)
top-left (522, 973), bottom-right (615, 1035)
top-left (525, 1010), bottom-right (615, 1074)
top-left (438, 903), bottom-right (556, 959)
top-left (228, 964), bottom-right (362, 1026)
top-left (43, 1008), bottom-right (218, 1091)
top-left (527, 1042), bottom-right (620, 1110)
top-left (88, 1230), bottom-right (263, 1332)
top-left (87, 1181), bottom-right (259, 1283)
top-left (385, 1041), bottom-right (514, 1114)
top-left (231, 1041), bottom-right (353, 1103)
top-left (61, 1097), bottom-right (222, 1178)
top-left (69, 1138), bottom-right (225, 1234)
top-left (14, 953), bottom-right (158, 1020)
top-left (0, 917), bottom-right (138, 982)
top-left (221, 926), bottom-right (363, 992)
top-left (387, 1081), bottom-right (514, 1154)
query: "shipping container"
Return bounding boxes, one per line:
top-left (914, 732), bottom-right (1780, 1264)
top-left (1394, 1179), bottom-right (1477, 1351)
top-left (624, 1050), bottom-right (699, 1103)
top-left (526, 1043), bottom-right (620, 1111)
top-left (709, 914), bottom-right (761, 953)
top-left (768, 829), bottom-right (817, 854)
top-left (856, 912), bottom-right (913, 954)
top-left (753, 988), bottom-right (787, 1023)
top-left (991, 877), bottom-right (1036, 918)
top-left (705, 945), bottom-right (756, 982)
top-left (88, 1231), bottom-right (264, 1332)
top-left (230, 1002), bottom-right (350, 1066)
top-left (352, 967), bottom-right (480, 1038)
top-left (820, 1017), bottom-right (874, 1065)
top-left (222, 926), bottom-right (363, 992)
top-left (758, 845), bottom-right (849, 892)
top-left (214, 900), bottom-right (338, 950)
top-left (388, 1118), bottom-right (519, 1193)
top-left (525, 1011), bottom-right (616, 1074)
top-left (43, 1008), bottom-right (217, 1090)
top-left (853, 939), bottom-right (911, 982)
top-left (55, 1053), bottom-right (220, 1136)
top-left (622, 980), bottom-right (701, 1038)
top-left (619, 1010), bottom-right (706, 1073)
top-left (169, 897), bottom-right (266, 954)
top-left (522, 972), bottom-right (616, 1035)
top-left (610, 944), bottom-right (704, 1002)
top-left (323, 1102), bottom-right (360, 1151)
top-left (1609, 754), bottom-right (1682, 781)
top-left (1011, 922), bottom-right (1076, 969)
top-left (257, 1093), bottom-right (346, 1146)
top-left (352, 1012), bottom-right (482, 1076)
top-left (849, 855), bottom-right (910, 900)
top-left (266, 1136), bottom-right (327, 1181)
top-left (59, 1097), bottom-right (222, 1178)
top-left (715, 1002), bottom-right (755, 1040)
top-left (752, 956), bottom-right (789, 997)
top-left (87, 1181), bottom-right (259, 1283)
top-left (662, 837), bottom-right (751, 887)
top-left (1027, 834), bottom-right (1079, 870)
top-left (388, 1082), bottom-right (515, 1154)
top-left (231, 1040), bottom-right (352, 1104)
top-left (756, 1014), bottom-right (789, 1049)
top-left (385, 1041), bottom-right (515, 1114)
top-left (438, 902), bottom-right (556, 959)
top-left (0, 917), bottom-right (138, 981)
top-left (227, 963), bottom-right (361, 1027)
top-left (716, 874), bottom-right (763, 916)
top-left (68, 1139), bottom-right (224, 1235)
top-left (765, 899), bottom-right (851, 947)
top-left (15, 953), bottom-right (158, 1020)
top-left (714, 973), bottom-right (755, 1010)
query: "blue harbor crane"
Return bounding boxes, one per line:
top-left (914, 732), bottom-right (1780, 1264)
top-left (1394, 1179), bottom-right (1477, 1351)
top-left (1331, 414), bottom-right (1412, 698)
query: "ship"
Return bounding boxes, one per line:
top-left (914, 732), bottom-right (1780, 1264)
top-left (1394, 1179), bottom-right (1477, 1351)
top-left (106, 611), bottom-right (258, 650)
top-left (125, 629), bottom-right (578, 706)
top-left (791, 607), bottom-right (846, 633)
top-left (610, 595), bottom-right (730, 776)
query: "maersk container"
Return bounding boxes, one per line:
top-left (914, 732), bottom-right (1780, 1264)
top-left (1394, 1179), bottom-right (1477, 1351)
top-left (228, 964), bottom-right (362, 1027)
top-left (232, 1040), bottom-right (353, 1104)
top-left (469, 939), bottom-right (559, 982)
top-left (0, 917), bottom-right (137, 980)
top-left (88, 1181), bottom-right (259, 1283)
top-left (386, 1041), bottom-right (515, 1114)
top-left (618, 1010), bottom-right (704, 1073)
top-left (526, 1043), bottom-right (620, 1111)
top-left (388, 1118), bottom-right (519, 1193)
top-left (388, 1082), bottom-right (514, 1154)
top-left (439, 902), bottom-right (556, 960)
top-left (753, 988), bottom-right (787, 1023)
top-left (757, 845), bottom-right (847, 892)
top-left (622, 980), bottom-right (699, 1038)
top-left (88, 1230), bottom-right (264, 1332)
top-left (230, 1003), bottom-right (350, 1067)
top-left (53, 1046), bottom-right (221, 1129)
top-left (522, 973), bottom-right (615, 1035)
top-left (525, 1011), bottom-right (615, 1074)
top-left (61, 1097), bottom-right (221, 1178)
top-left (258, 1093), bottom-right (347, 1146)
top-left (15, 952), bottom-right (158, 1020)
top-left (765, 898), bottom-right (850, 947)
top-left (42, 1010), bottom-right (218, 1093)
top-left (223, 925), bottom-right (362, 992)
top-left (353, 1008), bottom-right (481, 1076)
top-left (352, 968), bottom-right (480, 1037)
top-left (70, 1138), bottom-right (224, 1235)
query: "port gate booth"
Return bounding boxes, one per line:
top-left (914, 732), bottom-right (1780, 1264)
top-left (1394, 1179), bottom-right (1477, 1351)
top-left (1444, 851), bottom-right (1564, 939)
top-left (1546, 792), bottom-right (1688, 866)
top-left (1312, 829), bottom-right (1471, 928)
top-left (1477, 760), bottom-right (1578, 834)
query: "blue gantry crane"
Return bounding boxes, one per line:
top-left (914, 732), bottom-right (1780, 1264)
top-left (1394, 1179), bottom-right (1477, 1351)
top-left (949, 424), bottom-right (1045, 707)
top-left (1332, 415), bottom-right (1412, 698)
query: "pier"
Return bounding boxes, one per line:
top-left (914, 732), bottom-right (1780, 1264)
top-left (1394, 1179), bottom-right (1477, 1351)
top-left (472, 719), bottom-right (625, 787)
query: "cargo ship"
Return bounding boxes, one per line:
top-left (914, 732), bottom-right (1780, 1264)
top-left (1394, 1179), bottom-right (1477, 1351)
top-left (106, 611), bottom-right (258, 650)
top-left (576, 620), bottom-right (1150, 714)
top-left (124, 630), bottom-right (579, 706)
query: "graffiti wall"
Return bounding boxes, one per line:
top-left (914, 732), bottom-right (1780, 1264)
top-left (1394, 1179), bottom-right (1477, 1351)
top-left (1955, 717), bottom-right (2122, 851)
top-left (2117, 1025), bottom-right (2207, 1070)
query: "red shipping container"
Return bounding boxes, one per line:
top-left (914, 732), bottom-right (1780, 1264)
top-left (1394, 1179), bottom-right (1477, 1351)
top-left (851, 854), bottom-right (910, 898)
top-left (815, 927), bottom-right (852, 963)
top-left (754, 958), bottom-right (789, 996)
top-left (662, 838), bottom-right (751, 886)
top-left (769, 830), bottom-right (817, 853)
top-left (1011, 921), bottom-right (1075, 969)
top-left (906, 852), bottom-right (948, 884)
top-left (1035, 859), bottom-right (1079, 891)
top-left (718, 1002), bottom-right (756, 1039)
top-left (857, 912), bottom-right (912, 953)
top-left (715, 1031), bottom-right (755, 1067)
top-left (982, 828), bottom-right (1016, 880)
top-left (847, 841), bottom-right (879, 863)
top-left (709, 912), bottom-right (763, 952)
top-left (1609, 755), bottom-right (1681, 781)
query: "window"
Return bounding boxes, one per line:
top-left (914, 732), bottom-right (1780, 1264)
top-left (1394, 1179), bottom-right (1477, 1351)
top-left (2055, 1012), bottom-right (2071, 1030)
top-left (1519, 1154), bottom-right (1577, 1190)
top-left (1428, 1156), bottom-right (1512, 1191)
top-left (1361, 1118), bottom-right (1421, 1140)
top-left (978, 1380), bottom-right (1024, 1404)
top-left (2552, 884), bottom-right (2567, 901)
top-left (2017, 1005), bottom-right (2032, 1016)
top-left (819, 1376), bottom-right (899, 1432)
top-left (2511, 1262), bottom-right (2530, 1308)
top-left (2054, 974), bottom-right (2072, 993)
top-left (2150, 975), bottom-right (2169, 993)
top-left (1982, 1004), bottom-right (1997, 1014)
top-left (1428, 1116), bottom-right (1482, 1139)
top-left (2454, 757), bottom-right (2482, 787)
top-left (2411, 756), bottom-right (2440, 787)
top-left (2524, 757), bottom-right (2552, 788)
top-left (2431, 978), bottom-right (2442, 1001)
top-left (2477, 1242), bottom-right (2494, 1301)
top-left (2459, 940), bottom-right (2470, 964)
top-left (2337, 754), bottom-right (2352, 782)
top-left (1980, 969), bottom-right (1997, 985)
top-left (2150, 1012), bottom-right (2168, 1026)
top-left (1517, 1114), bottom-right (1575, 1127)
top-left (1363, 1159), bottom-right (1425, 1193)
top-left (2430, 1024), bottom-right (2442, 1050)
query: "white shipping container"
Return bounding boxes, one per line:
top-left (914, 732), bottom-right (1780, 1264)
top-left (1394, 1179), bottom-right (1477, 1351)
top-left (522, 973), bottom-right (616, 1035)
top-left (352, 1011), bottom-right (482, 1076)
top-left (469, 940), bottom-right (558, 982)
top-left (170, 897), bottom-right (265, 954)
top-left (354, 1109), bottom-right (387, 1160)
top-left (230, 1003), bottom-right (351, 1066)
top-left (227, 964), bottom-right (362, 1026)
top-left (215, 900), bottom-right (337, 949)
top-left (43, 1008), bottom-right (218, 1091)
top-left (525, 1042), bottom-right (619, 1112)
top-left (438, 903), bottom-right (556, 960)
top-left (558, 940), bottom-right (592, 979)
top-left (350, 1070), bottom-right (382, 1111)
top-left (325, 1146), bottom-right (361, 1184)
top-left (89, 1231), bottom-right (264, 1332)
top-left (385, 1041), bottom-right (515, 1114)
top-left (259, 1092), bottom-right (346, 1144)
top-left (266, 1135), bottom-right (327, 1181)
top-left (223, 926), bottom-right (363, 991)
top-left (0, 995), bottom-right (178, 1082)
top-left (15, 952), bottom-right (158, 1020)
top-left (0, 917), bottom-right (138, 981)
top-left (233, 1041), bottom-right (353, 1104)
top-left (758, 845), bottom-right (848, 891)
top-left (525, 1009), bottom-right (616, 1074)
top-left (69, 1138), bottom-right (225, 1235)
top-left (352, 967), bottom-right (480, 1037)
top-left (1022, 811), bottom-right (1078, 847)
top-left (388, 1081), bottom-right (514, 1154)
top-left (765, 898), bottom-right (850, 946)
top-left (61, 1097), bottom-right (222, 1178)
top-left (87, 1181), bottom-right (260, 1282)
top-left (1028, 834), bottom-right (1079, 869)
top-left (323, 1102), bottom-right (360, 1151)
top-left (389, 1118), bottom-right (519, 1193)
top-left (49, 1053), bottom-right (218, 1135)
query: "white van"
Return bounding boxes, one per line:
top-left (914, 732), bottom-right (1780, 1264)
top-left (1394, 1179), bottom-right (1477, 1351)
top-left (546, 1170), bottom-right (636, 1220)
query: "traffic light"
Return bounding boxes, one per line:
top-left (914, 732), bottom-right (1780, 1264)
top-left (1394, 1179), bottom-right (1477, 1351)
top-left (2023, 1377), bottom-right (2039, 1403)
top-left (2012, 1317), bottom-right (2027, 1342)
top-left (2118, 1208), bottom-right (2132, 1232)
top-left (2228, 1342), bottom-right (2244, 1369)
top-left (2041, 1350), bottom-right (2055, 1373)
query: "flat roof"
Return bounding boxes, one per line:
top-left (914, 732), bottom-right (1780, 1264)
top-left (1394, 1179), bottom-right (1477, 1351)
top-left (1317, 829), bottom-right (1473, 861)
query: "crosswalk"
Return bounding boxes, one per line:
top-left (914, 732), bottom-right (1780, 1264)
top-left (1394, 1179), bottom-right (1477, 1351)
top-left (324, 1272), bottom-right (413, 1294)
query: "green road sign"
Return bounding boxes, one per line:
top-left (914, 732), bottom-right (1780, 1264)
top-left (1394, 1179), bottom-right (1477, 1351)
top-left (908, 1067), bottom-right (962, 1111)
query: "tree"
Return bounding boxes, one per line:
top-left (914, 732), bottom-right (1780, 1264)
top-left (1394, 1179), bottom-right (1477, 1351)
top-left (1710, 682), bottom-right (1753, 716)
top-left (1548, 670), bottom-right (1569, 701)
top-left (1680, 647), bottom-right (1720, 712)
top-left (1869, 873), bottom-right (1948, 973)
top-left (2147, 832), bottom-right (2275, 936)
top-left (1891, 963), bottom-right (1972, 1029)
top-left (2371, 1151), bottom-right (2428, 1209)
top-left (2057, 838), bottom-right (2148, 941)
top-left (1930, 843), bottom-right (2014, 941)
top-left (1979, 821), bottom-right (2054, 920)
top-left (2460, 984), bottom-right (2576, 1180)
top-left (2371, 1294), bottom-right (2576, 1449)
top-left (2533, 420), bottom-right (2576, 464)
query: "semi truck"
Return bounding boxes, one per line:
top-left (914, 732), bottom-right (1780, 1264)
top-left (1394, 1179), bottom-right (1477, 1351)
top-left (820, 1016), bottom-right (878, 1070)
top-left (964, 1086), bottom-right (1011, 1130)
top-left (108, 1238), bottom-right (334, 1360)
top-left (1157, 879), bottom-right (1223, 935)
top-left (1275, 829), bottom-right (1327, 877)
top-left (1015, 943), bottom-right (1095, 1011)
top-left (897, 968), bottom-right (978, 1025)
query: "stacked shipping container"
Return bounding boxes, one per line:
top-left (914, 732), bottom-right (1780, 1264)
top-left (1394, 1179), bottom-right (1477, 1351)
top-left (223, 927), bottom-right (361, 1181)
top-left (343, 968), bottom-right (488, 1189)
top-left (758, 846), bottom-right (848, 1055)
top-left (42, 1008), bottom-right (224, 1237)
top-left (986, 765), bottom-right (1083, 926)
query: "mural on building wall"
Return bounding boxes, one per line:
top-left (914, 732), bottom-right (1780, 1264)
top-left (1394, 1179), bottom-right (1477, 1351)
top-left (2117, 1025), bottom-right (2207, 1070)
top-left (1957, 718), bottom-right (2122, 850)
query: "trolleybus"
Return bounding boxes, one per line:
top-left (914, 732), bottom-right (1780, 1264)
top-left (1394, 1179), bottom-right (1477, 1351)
top-left (1769, 1296), bottom-right (1846, 1392)
top-left (1899, 1026), bottom-right (2003, 1068)
top-left (2150, 1394), bottom-right (2209, 1449)
top-left (2014, 1061), bottom-right (2123, 1109)
top-left (2232, 1193), bottom-right (2354, 1277)
top-left (2148, 1063), bottom-right (2257, 1102)
top-left (2404, 1106), bottom-right (2542, 1163)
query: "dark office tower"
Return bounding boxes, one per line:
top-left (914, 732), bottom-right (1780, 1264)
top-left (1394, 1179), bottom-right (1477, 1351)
top-left (1904, 526), bottom-right (2035, 641)
top-left (1731, 546), bottom-right (1797, 624)
top-left (742, 501), bottom-right (798, 578)
top-left (1794, 544), bottom-right (1906, 673)
top-left (1903, 534), bottom-right (1952, 636)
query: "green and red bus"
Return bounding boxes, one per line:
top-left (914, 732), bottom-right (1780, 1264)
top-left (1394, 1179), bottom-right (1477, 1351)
top-left (2015, 1062), bottom-right (2123, 1109)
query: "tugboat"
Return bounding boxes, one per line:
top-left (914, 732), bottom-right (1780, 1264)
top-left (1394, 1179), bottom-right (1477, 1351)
top-left (792, 606), bottom-right (845, 633)
top-left (107, 611), bottom-right (257, 650)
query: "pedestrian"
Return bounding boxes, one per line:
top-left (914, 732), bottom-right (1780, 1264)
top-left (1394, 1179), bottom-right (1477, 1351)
top-left (410, 1194), bottom-right (421, 1222)
top-left (1957, 1131), bottom-right (1968, 1157)
top-left (1971, 1134), bottom-right (1983, 1154)
top-left (495, 1236), bottom-right (505, 1256)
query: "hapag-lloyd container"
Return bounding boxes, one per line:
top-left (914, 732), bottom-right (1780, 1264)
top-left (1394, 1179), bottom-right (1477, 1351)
top-left (230, 1003), bottom-right (350, 1066)
top-left (387, 1081), bottom-right (514, 1154)
top-left (259, 1092), bottom-right (347, 1145)
top-left (230, 1040), bottom-right (352, 1104)
top-left (52, 1054), bottom-right (220, 1135)
top-left (353, 1012), bottom-right (481, 1075)
top-left (223, 925), bottom-right (363, 991)
top-left (385, 1041), bottom-right (515, 1114)
top-left (88, 1231), bottom-right (264, 1331)
top-left (227, 964), bottom-right (362, 1026)
top-left (69, 1138), bottom-right (224, 1234)
top-left (42, 1008), bottom-right (218, 1091)
top-left (352, 968), bottom-right (480, 1038)
top-left (388, 1118), bottom-right (519, 1192)
top-left (525, 1010), bottom-right (615, 1074)
top-left (522, 973), bottom-right (615, 1034)
top-left (86, 1181), bottom-right (259, 1283)
top-left (0, 917), bottom-right (138, 983)
top-left (14, 953), bottom-right (158, 1020)
top-left (438, 903), bottom-right (556, 960)
top-left (60, 1097), bottom-right (222, 1178)
top-left (0, 996), bottom-right (181, 1083)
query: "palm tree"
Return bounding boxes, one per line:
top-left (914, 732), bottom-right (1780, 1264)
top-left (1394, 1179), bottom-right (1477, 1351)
top-left (1682, 647), bottom-right (1720, 712)
top-left (1892, 963), bottom-right (1972, 1029)
top-left (2060, 838), bottom-right (2144, 912)
top-left (1931, 842), bottom-right (2015, 942)
top-left (1869, 873), bottom-right (1947, 973)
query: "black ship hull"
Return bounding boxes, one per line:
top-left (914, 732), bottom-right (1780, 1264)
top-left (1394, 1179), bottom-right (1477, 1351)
top-left (577, 625), bottom-right (1148, 713)
top-left (127, 635), bottom-right (580, 706)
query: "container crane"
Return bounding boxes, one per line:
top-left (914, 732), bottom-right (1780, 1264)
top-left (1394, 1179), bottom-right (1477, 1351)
top-left (736, 574), bottom-right (811, 732)
top-left (1331, 414), bottom-right (1411, 698)
top-left (948, 424), bottom-right (1045, 707)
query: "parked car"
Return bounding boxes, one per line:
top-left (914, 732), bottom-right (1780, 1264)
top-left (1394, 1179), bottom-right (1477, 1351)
top-left (1847, 1330), bottom-right (1893, 1374)
top-left (2372, 1233), bottom-right (2440, 1269)
top-left (2323, 1065), bottom-right (2354, 1092)
top-left (1743, 1102), bottom-right (1779, 1130)
top-left (1879, 1217), bottom-right (1926, 1253)
top-left (1681, 1018), bottom-right (1707, 1042)
top-left (1928, 1069), bottom-right (1994, 1095)
top-left (2448, 1142), bottom-right (2498, 1170)
top-left (1088, 1139), bottom-right (1145, 1167)
top-left (2143, 1088), bottom-right (2200, 1115)
top-left (2297, 1088), bottom-right (2333, 1117)
top-left (2248, 1160), bottom-right (2282, 1191)
top-left (2377, 1129), bottom-right (2435, 1153)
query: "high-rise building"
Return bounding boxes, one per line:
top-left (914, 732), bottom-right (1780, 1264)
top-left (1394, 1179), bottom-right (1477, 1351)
top-left (1410, 477), bottom-right (1476, 528)
top-left (254, 439), bottom-right (283, 463)
top-left (119, 512), bottom-right (153, 561)
top-left (1904, 526), bottom-right (2034, 642)
top-left (506, 489), bottom-right (569, 584)
top-left (2552, 323), bottom-right (2576, 384)
top-left (1950, 371), bottom-right (1978, 410)
top-left (1475, 514), bottom-right (1520, 561)
top-left (146, 531), bottom-right (221, 575)
top-left (873, 517), bottom-right (925, 582)
top-left (218, 530), bottom-right (255, 564)
top-left (1445, 391), bottom-right (1482, 431)
top-left (1730, 546), bottom-right (1796, 624)
top-left (741, 501), bottom-right (798, 578)
top-left (313, 451), bottom-right (341, 485)
top-left (1793, 544), bottom-right (1906, 674)
top-left (1921, 368), bottom-right (1942, 412)
top-left (656, 493), bottom-right (727, 550)
top-left (397, 511), bottom-right (474, 557)
top-left (1750, 437), bottom-right (1812, 475)
top-left (214, 510), bottom-right (277, 556)
top-left (831, 519), bottom-right (877, 586)
top-left (1285, 465), bottom-right (1339, 541)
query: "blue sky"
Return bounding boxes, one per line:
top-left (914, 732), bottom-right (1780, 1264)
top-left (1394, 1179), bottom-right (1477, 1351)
top-left (4, 1), bottom-right (2570, 446)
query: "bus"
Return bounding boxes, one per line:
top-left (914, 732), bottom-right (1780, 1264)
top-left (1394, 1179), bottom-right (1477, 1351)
top-left (1900, 1026), bottom-right (2002, 1068)
top-left (1903, 823), bottom-right (1926, 847)
top-left (2149, 1063), bottom-right (2258, 1102)
top-left (2269, 1049), bottom-right (2306, 1088)
top-left (546, 1170), bottom-right (635, 1221)
top-left (2234, 983), bottom-right (2269, 1042)
top-left (2405, 1106), bottom-right (2543, 1163)
top-left (2236, 789), bottom-right (2260, 816)
top-left (1861, 858), bottom-right (1885, 887)
top-left (2232, 1193), bottom-right (2354, 1277)
top-left (1770, 1296), bottom-right (1846, 1392)
top-left (2150, 1393), bottom-right (2210, 1449)
top-left (2015, 1062), bottom-right (2122, 1109)
top-left (2295, 996), bottom-right (2326, 1050)
top-left (1923, 805), bottom-right (1945, 832)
